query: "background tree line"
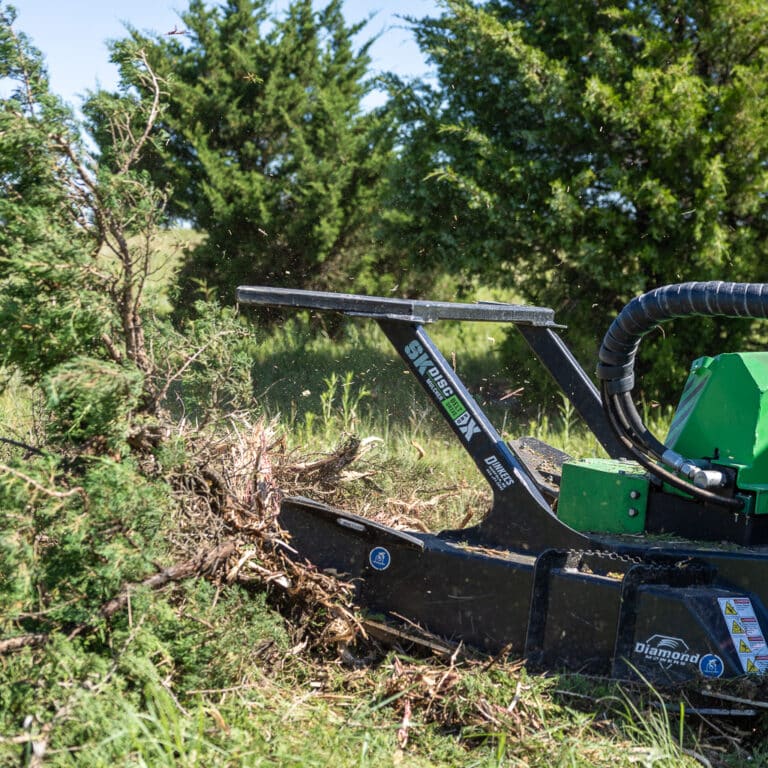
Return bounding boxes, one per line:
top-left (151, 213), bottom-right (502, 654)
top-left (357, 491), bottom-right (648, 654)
top-left (5, 0), bottom-right (768, 399)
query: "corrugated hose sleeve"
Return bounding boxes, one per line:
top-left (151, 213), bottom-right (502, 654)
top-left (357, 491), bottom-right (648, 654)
top-left (597, 282), bottom-right (768, 394)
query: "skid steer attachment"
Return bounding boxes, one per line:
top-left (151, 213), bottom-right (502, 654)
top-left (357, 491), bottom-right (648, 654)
top-left (238, 282), bottom-right (768, 685)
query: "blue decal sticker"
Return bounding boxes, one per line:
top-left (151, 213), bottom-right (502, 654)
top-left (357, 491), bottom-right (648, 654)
top-left (699, 654), bottom-right (724, 678)
top-left (369, 547), bottom-right (391, 571)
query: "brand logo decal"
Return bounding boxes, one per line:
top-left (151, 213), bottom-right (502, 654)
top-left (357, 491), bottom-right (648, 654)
top-left (484, 455), bottom-right (514, 490)
top-left (634, 635), bottom-right (700, 669)
top-left (455, 411), bottom-right (480, 441)
top-left (404, 340), bottom-right (481, 444)
top-left (404, 340), bottom-right (434, 375)
top-left (369, 547), bottom-right (391, 571)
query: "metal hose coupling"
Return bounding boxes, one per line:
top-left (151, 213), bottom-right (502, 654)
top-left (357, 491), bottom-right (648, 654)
top-left (660, 449), bottom-right (726, 489)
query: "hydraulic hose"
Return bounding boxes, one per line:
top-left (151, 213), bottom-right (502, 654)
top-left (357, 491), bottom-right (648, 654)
top-left (597, 282), bottom-right (768, 510)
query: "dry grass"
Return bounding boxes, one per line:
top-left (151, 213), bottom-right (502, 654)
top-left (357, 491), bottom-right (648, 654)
top-left (161, 413), bottom-right (367, 653)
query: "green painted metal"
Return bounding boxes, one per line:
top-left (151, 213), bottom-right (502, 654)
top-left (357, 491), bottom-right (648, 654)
top-left (666, 352), bottom-right (768, 504)
top-left (558, 458), bottom-right (649, 533)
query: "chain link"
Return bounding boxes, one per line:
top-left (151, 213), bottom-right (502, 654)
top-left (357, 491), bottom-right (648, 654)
top-left (565, 547), bottom-right (709, 576)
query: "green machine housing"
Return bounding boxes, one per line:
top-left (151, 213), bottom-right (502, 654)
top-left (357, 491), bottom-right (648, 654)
top-left (559, 352), bottom-right (768, 537)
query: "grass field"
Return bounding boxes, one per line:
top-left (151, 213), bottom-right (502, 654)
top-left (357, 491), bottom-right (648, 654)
top-left (248, 296), bottom-right (688, 534)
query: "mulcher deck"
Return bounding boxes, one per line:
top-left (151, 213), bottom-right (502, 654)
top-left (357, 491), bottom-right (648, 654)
top-left (239, 286), bottom-right (768, 684)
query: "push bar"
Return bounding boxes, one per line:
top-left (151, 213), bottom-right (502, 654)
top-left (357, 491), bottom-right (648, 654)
top-left (236, 286), bottom-right (559, 326)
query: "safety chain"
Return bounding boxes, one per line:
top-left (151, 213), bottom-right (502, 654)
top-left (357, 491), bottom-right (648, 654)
top-left (567, 548), bottom-right (643, 566)
top-left (564, 547), bottom-right (713, 579)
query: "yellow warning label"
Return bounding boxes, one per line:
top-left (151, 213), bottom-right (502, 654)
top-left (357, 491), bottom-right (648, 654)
top-left (719, 596), bottom-right (762, 674)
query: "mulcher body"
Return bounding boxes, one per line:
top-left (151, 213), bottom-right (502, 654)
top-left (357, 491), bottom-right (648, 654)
top-left (560, 352), bottom-right (768, 539)
top-left (238, 281), bottom-right (768, 685)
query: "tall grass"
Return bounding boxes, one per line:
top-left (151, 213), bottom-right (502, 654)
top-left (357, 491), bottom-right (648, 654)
top-left (248, 310), bottom-right (637, 530)
top-left (0, 369), bottom-right (41, 462)
top-left (251, 311), bottom-right (614, 450)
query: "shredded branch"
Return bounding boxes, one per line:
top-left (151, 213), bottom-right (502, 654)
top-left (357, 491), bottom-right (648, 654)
top-left (100, 539), bottom-right (238, 619)
top-left (0, 633), bottom-right (48, 654)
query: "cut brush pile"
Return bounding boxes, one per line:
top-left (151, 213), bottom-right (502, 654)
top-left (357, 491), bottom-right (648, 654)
top-left (168, 417), bottom-right (768, 767)
top-left (163, 413), bottom-right (486, 657)
top-left (157, 417), bottom-right (768, 765)
top-left (164, 416), bottom-right (373, 654)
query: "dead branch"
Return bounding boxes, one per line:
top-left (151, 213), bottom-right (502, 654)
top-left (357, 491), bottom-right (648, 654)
top-left (1, 541), bottom-right (238, 656)
top-left (0, 463), bottom-right (88, 509)
top-left (0, 436), bottom-right (46, 457)
top-left (100, 332), bottom-right (124, 364)
top-left (100, 539), bottom-right (237, 618)
top-left (287, 436), bottom-right (361, 481)
top-left (0, 633), bottom-right (48, 654)
top-left (28, 703), bottom-right (72, 768)
top-left (155, 328), bottom-right (242, 406)
top-left (119, 48), bottom-right (163, 173)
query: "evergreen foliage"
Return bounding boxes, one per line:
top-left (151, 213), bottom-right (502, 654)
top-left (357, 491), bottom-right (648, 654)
top-left (103, 0), bottom-right (397, 303)
top-left (391, 0), bottom-right (768, 395)
top-left (0, 2), bottom-right (167, 665)
top-left (0, 12), bottom-right (287, 762)
top-left (0, 9), bottom-right (171, 410)
top-left (0, 9), bottom-right (107, 380)
top-left (4, 3), bottom-right (768, 763)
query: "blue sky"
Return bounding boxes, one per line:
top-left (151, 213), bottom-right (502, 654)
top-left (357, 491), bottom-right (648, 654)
top-left (8, 0), bottom-right (441, 110)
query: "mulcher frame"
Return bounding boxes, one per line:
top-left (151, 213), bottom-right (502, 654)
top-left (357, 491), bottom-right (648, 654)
top-left (238, 285), bottom-right (768, 685)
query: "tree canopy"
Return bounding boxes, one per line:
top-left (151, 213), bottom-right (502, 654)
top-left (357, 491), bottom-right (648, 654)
top-left (8, 0), bottom-right (768, 398)
top-left (388, 0), bottom-right (768, 392)
top-left (100, 0), bottom-right (397, 304)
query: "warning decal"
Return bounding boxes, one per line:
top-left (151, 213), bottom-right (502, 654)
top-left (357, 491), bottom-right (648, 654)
top-left (718, 597), bottom-right (768, 674)
top-left (739, 639), bottom-right (751, 654)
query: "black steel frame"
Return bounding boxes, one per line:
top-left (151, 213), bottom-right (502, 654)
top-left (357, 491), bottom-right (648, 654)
top-left (238, 285), bottom-right (768, 685)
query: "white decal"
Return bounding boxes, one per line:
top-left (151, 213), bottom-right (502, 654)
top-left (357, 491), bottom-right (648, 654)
top-left (484, 455), bottom-right (514, 489)
top-left (718, 596), bottom-right (768, 674)
top-left (455, 411), bottom-right (480, 442)
top-left (634, 635), bottom-right (700, 670)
